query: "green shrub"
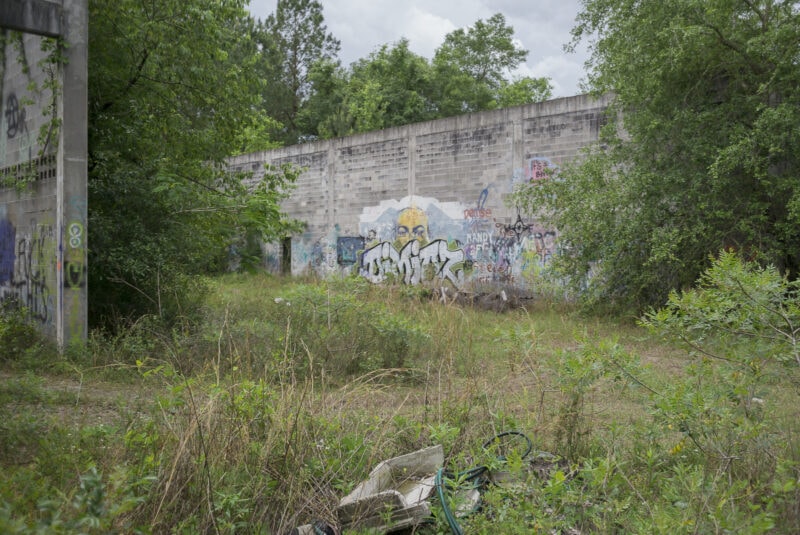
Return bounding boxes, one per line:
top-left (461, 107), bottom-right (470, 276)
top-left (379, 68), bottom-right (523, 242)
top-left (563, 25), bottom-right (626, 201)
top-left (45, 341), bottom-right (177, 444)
top-left (640, 250), bottom-right (800, 531)
top-left (268, 279), bottom-right (430, 379)
top-left (0, 300), bottom-right (43, 363)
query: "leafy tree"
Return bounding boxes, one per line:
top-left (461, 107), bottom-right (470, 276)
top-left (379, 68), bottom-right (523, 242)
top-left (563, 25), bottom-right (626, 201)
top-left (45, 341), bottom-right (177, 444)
top-left (297, 58), bottom-right (352, 139)
top-left (303, 39), bottom-right (437, 138)
top-left (497, 76), bottom-right (553, 108)
top-left (261, 0), bottom-right (340, 144)
top-left (302, 18), bottom-right (551, 139)
top-left (88, 0), bottom-right (300, 327)
top-left (303, 38), bottom-right (436, 138)
top-left (348, 39), bottom-right (437, 129)
top-left (513, 0), bottom-right (800, 313)
top-left (432, 13), bottom-right (548, 114)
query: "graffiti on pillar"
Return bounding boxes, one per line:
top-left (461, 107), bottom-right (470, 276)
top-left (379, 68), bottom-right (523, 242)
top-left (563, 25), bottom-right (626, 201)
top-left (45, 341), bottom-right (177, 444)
top-left (0, 219), bottom-right (15, 284)
top-left (64, 221), bottom-right (86, 288)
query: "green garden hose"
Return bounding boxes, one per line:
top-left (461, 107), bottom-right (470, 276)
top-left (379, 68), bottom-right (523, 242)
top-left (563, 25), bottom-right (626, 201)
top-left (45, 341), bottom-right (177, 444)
top-left (435, 431), bottom-right (533, 535)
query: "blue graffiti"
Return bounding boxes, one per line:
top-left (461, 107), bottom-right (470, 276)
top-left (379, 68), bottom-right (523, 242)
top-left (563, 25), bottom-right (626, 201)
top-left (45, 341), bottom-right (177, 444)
top-left (0, 219), bottom-right (15, 284)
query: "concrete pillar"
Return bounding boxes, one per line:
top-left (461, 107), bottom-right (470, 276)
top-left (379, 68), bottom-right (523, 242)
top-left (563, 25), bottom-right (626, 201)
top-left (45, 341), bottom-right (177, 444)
top-left (0, 0), bottom-right (88, 347)
top-left (58, 0), bottom-right (88, 346)
top-left (407, 126), bottom-right (416, 196)
top-left (326, 141), bottom-right (336, 229)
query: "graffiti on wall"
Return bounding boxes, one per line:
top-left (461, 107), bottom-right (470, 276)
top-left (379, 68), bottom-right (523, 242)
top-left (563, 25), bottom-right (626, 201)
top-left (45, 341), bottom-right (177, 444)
top-left (357, 195), bottom-right (467, 286)
top-left (337, 236), bottom-right (364, 266)
top-left (359, 195), bottom-right (465, 246)
top-left (288, 225), bottom-right (347, 276)
top-left (531, 229), bottom-right (558, 265)
top-left (500, 213), bottom-right (534, 241)
top-left (288, 161), bottom-right (562, 290)
top-left (5, 94), bottom-right (24, 138)
top-left (524, 156), bottom-right (557, 182)
top-left (0, 219), bottom-right (56, 324)
top-left (360, 239), bottom-right (465, 286)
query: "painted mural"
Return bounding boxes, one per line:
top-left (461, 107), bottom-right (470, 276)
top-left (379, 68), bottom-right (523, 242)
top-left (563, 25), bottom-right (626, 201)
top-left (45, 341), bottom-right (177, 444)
top-left (358, 195), bottom-right (465, 247)
top-left (337, 236), bottom-right (364, 266)
top-left (283, 155), bottom-right (562, 293)
top-left (358, 196), bottom-right (466, 285)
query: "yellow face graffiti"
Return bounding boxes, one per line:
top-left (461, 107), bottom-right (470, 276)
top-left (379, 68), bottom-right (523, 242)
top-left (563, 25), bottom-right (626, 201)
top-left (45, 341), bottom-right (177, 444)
top-left (395, 206), bottom-right (428, 247)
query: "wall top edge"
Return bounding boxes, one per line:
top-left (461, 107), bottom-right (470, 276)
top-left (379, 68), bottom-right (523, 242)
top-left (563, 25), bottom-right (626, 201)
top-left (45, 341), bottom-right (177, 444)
top-left (227, 92), bottom-right (615, 166)
top-left (0, 0), bottom-right (63, 37)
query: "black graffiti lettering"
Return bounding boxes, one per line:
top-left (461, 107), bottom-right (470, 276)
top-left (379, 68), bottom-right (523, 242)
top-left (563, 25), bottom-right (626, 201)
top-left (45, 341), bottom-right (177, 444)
top-left (0, 226), bottom-right (54, 324)
top-left (5, 94), bottom-right (25, 139)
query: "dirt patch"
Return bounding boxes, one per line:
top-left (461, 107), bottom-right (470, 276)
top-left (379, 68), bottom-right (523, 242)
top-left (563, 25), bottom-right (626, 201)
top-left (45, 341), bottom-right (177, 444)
top-left (0, 370), bottom-right (155, 428)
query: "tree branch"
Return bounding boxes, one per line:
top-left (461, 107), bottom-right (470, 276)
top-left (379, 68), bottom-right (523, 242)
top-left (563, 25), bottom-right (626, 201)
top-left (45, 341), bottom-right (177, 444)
top-left (101, 48), bottom-right (150, 112)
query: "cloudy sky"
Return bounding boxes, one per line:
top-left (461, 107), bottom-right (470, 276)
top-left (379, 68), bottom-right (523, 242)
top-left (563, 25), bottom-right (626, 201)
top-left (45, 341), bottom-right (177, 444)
top-left (246, 0), bottom-right (591, 98)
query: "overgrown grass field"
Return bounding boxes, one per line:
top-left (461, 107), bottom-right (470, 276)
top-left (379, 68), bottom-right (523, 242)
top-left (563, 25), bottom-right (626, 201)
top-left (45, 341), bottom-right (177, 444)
top-left (1, 263), bottom-right (799, 533)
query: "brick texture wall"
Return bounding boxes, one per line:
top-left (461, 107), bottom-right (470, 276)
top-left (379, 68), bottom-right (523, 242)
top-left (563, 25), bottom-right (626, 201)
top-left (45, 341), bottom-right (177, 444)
top-left (228, 93), bottom-right (612, 291)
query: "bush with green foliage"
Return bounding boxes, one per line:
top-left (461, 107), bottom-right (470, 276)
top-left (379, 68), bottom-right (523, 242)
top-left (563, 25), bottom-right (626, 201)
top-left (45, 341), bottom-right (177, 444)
top-left (640, 250), bottom-right (800, 530)
top-left (513, 0), bottom-right (800, 313)
top-left (643, 249), bottom-right (800, 368)
top-left (88, 0), bottom-right (301, 330)
top-left (0, 301), bottom-right (40, 363)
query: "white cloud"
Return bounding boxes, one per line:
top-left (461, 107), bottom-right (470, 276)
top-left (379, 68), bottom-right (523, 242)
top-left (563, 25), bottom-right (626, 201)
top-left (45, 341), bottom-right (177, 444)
top-left (246, 0), bottom-right (589, 96)
top-left (401, 7), bottom-right (458, 60)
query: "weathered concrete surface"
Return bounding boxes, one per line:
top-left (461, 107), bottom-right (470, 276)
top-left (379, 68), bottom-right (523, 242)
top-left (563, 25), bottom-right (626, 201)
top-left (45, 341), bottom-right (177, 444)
top-left (229, 93), bottom-right (612, 292)
top-left (0, 0), bottom-right (62, 38)
top-left (0, 0), bottom-right (88, 346)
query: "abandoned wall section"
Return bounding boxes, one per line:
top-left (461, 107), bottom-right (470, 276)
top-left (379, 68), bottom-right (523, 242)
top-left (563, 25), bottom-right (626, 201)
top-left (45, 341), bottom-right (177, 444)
top-left (228, 93), bottom-right (611, 291)
top-left (0, 0), bottom-right (88, 345)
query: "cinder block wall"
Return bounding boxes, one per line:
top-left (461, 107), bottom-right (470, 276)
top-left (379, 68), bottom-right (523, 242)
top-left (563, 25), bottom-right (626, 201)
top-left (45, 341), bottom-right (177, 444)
top-left (0, 0), bottom-right (88, 346)
top-left (0, 31), bottom-right (61, 337)
top-left (228, 93), bottom-right (612, 291)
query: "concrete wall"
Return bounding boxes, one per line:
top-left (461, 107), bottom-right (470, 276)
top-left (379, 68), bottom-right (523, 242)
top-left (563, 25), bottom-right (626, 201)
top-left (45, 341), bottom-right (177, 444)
top-left (228, 93), bottom-right (612, 291)
top-left (0, 0), bottom-right (87, 345)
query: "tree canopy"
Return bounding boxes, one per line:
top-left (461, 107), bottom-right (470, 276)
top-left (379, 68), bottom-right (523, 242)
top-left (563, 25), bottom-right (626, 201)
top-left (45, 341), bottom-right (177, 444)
top-left (301, 13), bottom-right (552, 139)
top-left (513, 0), bottom-right (800, 313)
top-left (88, 0), bottom-right (300, 327)
top-left (261, 0), bottom-right (341, 144)
top-left (432, 13), bottom-right (535, 114)
top-left (301, 39), bottom-right (438, 138)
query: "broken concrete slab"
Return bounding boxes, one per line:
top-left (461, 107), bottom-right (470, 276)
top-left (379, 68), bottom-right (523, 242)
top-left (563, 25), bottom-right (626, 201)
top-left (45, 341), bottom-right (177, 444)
top-left (337, 444), bottom-right (444, 533)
